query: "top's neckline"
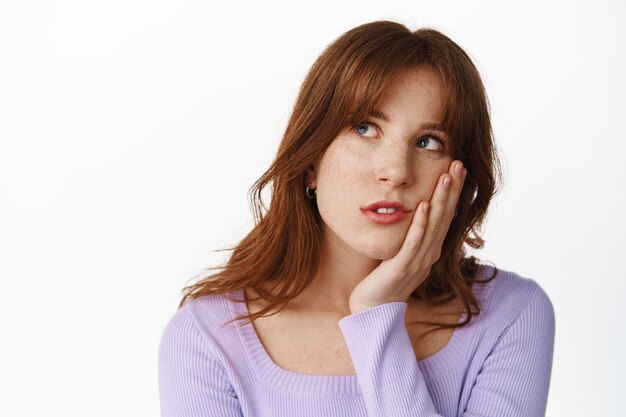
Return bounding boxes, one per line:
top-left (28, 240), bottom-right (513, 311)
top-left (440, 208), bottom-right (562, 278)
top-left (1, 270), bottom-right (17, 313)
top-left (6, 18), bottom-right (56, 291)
top-left (226, 266), bottom-right (494, 395)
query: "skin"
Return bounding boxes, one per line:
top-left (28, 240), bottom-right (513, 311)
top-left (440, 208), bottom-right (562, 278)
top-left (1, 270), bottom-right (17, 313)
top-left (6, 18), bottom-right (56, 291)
top-left (304, 66), bottom-right (467, 316)
top-left (244, 67), bottom-right (467, 375)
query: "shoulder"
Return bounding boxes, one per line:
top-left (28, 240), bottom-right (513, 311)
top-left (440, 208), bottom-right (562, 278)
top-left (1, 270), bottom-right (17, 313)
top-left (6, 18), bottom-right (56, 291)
top-left (472, 264), bottom-right (555, 332)
top-left (159, 292), bottom-right (244, 361)
top-left (459, 266), bottom-right (556, 417)
top-left (463, 264), bottom-right (556, 380)
top-left (158, 294), bottom-right (243, 415)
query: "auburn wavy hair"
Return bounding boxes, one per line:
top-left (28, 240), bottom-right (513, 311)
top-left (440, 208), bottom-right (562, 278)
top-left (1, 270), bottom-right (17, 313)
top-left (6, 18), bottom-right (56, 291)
top-left (180, 20), bottom-right (501, 333)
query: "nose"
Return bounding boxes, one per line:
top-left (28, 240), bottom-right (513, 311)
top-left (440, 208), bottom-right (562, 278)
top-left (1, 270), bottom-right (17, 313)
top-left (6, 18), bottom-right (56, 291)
top-left (374, 144), bottom-right (414, 188)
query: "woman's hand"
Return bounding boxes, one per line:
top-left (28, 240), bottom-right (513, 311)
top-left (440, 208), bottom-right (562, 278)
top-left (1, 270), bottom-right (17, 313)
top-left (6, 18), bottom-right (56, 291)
top-left (348, 160), bottom-right (467, 315)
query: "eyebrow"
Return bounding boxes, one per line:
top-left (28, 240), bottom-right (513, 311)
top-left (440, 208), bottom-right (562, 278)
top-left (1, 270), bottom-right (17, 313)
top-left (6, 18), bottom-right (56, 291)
top-left (369, 109), bottom-right (390, 123)
top-left (369, 109), bottom-right (445, 131)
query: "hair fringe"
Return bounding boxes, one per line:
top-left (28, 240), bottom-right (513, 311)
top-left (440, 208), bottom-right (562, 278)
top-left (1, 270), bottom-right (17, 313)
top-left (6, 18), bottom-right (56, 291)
top-left (179, 20), bottom-right (503, 336)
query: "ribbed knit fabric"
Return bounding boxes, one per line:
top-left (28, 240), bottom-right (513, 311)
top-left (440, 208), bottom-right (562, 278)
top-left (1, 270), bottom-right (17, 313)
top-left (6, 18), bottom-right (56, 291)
top-left (158, 265), bottom-right (555, 417)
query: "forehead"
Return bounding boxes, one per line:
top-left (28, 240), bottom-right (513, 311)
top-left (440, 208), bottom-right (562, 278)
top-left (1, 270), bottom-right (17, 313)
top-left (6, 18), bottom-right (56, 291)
top-left (372, 67), bottom-right (445, 123)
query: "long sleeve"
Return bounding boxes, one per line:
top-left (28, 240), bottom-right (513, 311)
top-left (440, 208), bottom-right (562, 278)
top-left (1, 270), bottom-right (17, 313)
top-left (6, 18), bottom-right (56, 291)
top-left (338, 284), bottom-right (555, 417)
top-left (339, 301), bottom-right (440, 416)
top-left (463, 285), bottom-right (555, 416)
top-left (158, 306), bottom-right (243, 417)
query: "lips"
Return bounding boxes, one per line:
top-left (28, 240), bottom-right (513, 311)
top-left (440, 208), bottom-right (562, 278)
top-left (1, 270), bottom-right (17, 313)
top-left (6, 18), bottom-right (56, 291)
top-left (361, 200), bottom-right (412, 213)
top-left (360, 200), bottom-right (412, 225)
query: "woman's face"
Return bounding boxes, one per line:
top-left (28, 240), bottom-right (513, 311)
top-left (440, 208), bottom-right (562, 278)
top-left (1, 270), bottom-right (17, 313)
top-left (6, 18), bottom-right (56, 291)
top-left (309, 67), bottom-right (453, 260)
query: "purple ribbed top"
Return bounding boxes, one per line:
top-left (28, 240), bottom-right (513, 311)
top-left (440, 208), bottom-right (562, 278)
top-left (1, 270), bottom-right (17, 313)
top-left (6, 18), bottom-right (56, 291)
top-left (159, 266), bottom-right (555, 416)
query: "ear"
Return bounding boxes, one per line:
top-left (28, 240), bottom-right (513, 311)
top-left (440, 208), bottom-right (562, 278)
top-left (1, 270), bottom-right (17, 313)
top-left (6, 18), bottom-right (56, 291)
top-left (305, 165), bottom-right (316, 188)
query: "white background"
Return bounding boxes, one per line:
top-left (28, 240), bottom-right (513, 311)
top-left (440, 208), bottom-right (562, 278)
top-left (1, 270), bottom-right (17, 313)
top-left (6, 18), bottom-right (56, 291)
top-left (1, 0), bottom-right (624, 416)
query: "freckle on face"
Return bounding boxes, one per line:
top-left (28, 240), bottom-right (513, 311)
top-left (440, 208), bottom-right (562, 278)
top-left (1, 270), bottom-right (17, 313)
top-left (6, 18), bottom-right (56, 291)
top-left (313, 67), bottom-right (452, 261)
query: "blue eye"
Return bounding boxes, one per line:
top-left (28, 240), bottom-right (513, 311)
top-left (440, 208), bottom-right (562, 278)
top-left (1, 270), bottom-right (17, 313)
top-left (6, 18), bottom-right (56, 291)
top-left (355, 123), bottom-right (377, 138)
top-left (416, 136), bottom-right (444, 151)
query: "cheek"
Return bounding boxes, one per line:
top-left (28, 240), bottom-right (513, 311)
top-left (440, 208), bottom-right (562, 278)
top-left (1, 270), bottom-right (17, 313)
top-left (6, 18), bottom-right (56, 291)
top-left (315, 180), bottom-right (353, 225)
top-left (314, 149), bottom-right (366, 240)
top-left (315, 143), bottom-right (361, 196)
top-left (415, 158), bottom-right (452, 198)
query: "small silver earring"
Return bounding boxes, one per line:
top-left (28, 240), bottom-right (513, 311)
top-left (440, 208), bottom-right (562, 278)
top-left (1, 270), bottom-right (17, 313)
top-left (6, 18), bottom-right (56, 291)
top-left (305, 184), bottom-right (316, 199)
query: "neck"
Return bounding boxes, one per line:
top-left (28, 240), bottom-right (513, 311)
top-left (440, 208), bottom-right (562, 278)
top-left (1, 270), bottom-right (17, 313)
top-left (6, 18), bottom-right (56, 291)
top-left (290, 226), bottom-right (381, 316)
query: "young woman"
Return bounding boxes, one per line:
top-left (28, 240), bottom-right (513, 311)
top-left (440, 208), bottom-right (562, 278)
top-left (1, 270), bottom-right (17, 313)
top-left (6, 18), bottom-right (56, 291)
top-left (159, 20), bottom-right (555, 417)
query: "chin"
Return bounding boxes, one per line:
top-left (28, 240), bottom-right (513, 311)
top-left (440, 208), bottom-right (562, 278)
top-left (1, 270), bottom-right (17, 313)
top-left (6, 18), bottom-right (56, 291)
top-left (359, 240), bottom-right (404, 260)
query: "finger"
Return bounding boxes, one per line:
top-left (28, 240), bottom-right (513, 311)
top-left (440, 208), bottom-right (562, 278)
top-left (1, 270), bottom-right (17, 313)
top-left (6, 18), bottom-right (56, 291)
top-left (413, 160), bottom-right (465, 264)
top-left (441, 161), bottom-right (467, 227)
top-left (391, 200), bottom-right (430, 264)
top-left (414, 172), bottom-right (452, 259)
top-left (384, 160), bottom-right (465, 274)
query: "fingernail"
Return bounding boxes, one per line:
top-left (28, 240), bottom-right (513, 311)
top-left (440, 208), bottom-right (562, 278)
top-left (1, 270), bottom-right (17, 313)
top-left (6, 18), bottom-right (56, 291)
top-left (422, 202), bottom-right (429, 214)
top-left (454, 163), bottom-right (463, 177)
top-left (443, 176), bottom-right (451, 190)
